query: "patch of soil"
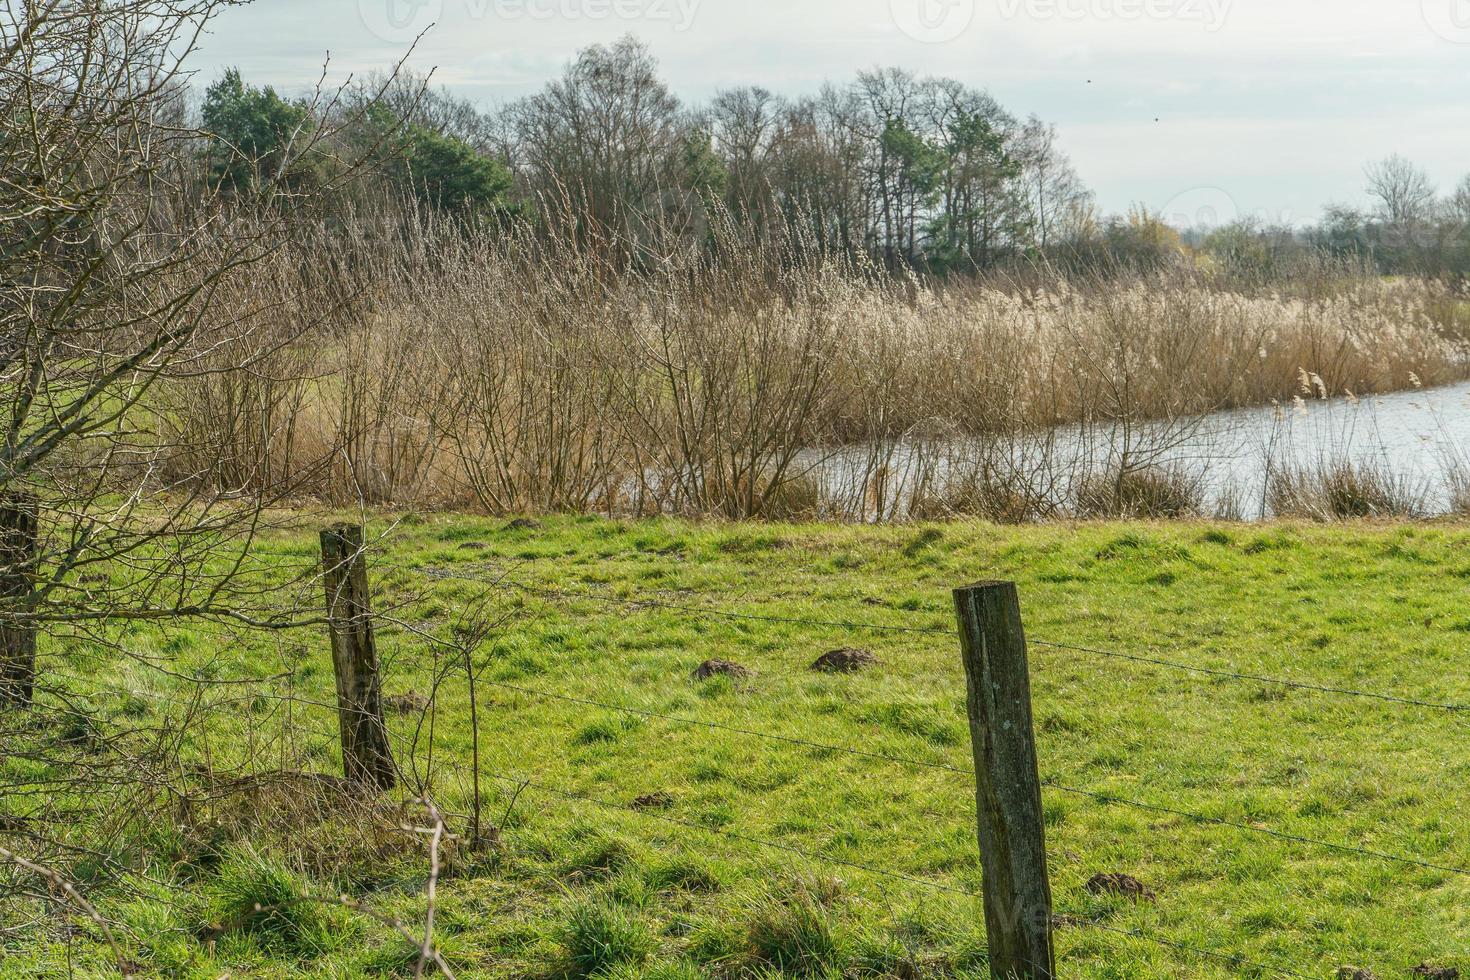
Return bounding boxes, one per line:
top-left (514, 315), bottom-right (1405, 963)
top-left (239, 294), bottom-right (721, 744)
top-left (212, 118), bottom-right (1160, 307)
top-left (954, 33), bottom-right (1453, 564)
top-left (1413, 966), bottom-right (1460, 980)
top-left (631, 791), bottom-right (675, 811)
top-left (383, 691), bottom-right (430, 715)
top-left (504, 518), bottom-right (542, 531)
top-left (692, 659), bottom-right (751, 681)
top-left (1336, 969), bottom-right (1376, 980)
top-left (456, 541), bottom-right (489, 550)
top-left (1084, 872), bottom-right (1156, 902)
top-left (810, 648), bottom-right (880, 673)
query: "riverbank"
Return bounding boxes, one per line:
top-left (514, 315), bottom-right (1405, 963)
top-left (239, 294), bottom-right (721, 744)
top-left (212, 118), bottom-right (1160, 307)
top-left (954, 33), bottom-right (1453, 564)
top-left (158, 216), bottom-right (1470, 518)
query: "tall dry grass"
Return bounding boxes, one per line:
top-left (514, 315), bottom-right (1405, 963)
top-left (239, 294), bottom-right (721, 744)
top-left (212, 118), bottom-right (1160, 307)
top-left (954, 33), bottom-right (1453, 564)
top-left (1265, 458), bottom-right (1430, 520)
top-left (156, 202), bottom-right (1470, 520)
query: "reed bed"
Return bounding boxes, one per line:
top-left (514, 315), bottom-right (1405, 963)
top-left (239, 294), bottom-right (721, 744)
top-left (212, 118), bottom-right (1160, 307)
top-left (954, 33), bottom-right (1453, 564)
top-left (158, 207), bottom-right (1470, 521)
top-left (1265, 458), bottom-right (1430, 520)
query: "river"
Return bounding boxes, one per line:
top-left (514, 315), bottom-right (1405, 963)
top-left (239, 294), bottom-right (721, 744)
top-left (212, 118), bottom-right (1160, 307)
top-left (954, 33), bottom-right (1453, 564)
top-left (808, 381), bottom-right (1470, 520)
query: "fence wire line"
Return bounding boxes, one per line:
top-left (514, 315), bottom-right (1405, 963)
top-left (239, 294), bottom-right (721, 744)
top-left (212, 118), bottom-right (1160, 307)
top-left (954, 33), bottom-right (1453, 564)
top-left (427, 565), bottom-right (1470, 713)
top-left (6, 551), bottom-right (1436, 979)
top-left (485, 770), bottom-right (1320, 980)
top-left (40, 581), bottom-right (1470, 878)
top-left (1029, 639), bottom-right (1470, 713)
top-left (470, 673), bottom-right (1470, 881)
top-left (425, 566), bottom-right (950, 635)
top-left (40, 663), bottom-right (1468, 881)
top-left (1039, 783), bottom-right (1470, 879)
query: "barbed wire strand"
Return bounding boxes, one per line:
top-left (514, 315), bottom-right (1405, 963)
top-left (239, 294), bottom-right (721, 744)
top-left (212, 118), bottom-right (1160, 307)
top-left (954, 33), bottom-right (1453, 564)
top-left (42, 662), bottom-right (1470, 880)
top-left (1039, 783), bottom-right (1470, 879)
top-left (35, 653), bottom-right (1464, 904)
top-left (427, 565), bottom-right (1470, 713)
top-left (1029, 639), bottom-right (1469, 713)
top-left (425, 567), bottom-right (950, 635)
top-left (43, 584), bottom-right (1470, 880)
top-left (485, 770), bottom-right (1320, 980)
top-left (468, 673), bottom-right (1470, 880)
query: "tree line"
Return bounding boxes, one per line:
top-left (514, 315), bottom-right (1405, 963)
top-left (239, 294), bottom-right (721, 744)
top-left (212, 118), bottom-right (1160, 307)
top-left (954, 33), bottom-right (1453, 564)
top-left (194, 35), bottom-right (1470, 279)
top-left (196, 36), bottom-right (1089, 272)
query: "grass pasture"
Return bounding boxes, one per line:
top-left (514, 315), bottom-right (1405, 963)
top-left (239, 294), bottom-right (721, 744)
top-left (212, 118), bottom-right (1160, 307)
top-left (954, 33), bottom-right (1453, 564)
top-left (5, 515), bottom-right (1470, 978)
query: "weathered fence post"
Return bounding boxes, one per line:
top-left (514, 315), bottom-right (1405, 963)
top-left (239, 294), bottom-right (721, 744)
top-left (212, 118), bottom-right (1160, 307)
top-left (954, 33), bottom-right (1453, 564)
top-left (320, 524), bottom-right (395, 790)
top-left (0, 494), bottom-right (38, 709)
top-left (953, 580), bottom-right (1055, 980)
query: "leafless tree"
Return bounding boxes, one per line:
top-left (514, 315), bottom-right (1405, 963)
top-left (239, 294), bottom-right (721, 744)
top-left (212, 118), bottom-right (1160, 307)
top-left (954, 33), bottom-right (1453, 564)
top-left (0, 0), bottom-right (416, 671)
top-left (707, 85), bottom-right (783, 221)
top-left (1365, 154), bottom-right (1437, 228)
top-left (507, 35), bottom-right (686, 244)
top-left (1451, 173), bottom-right (1470, 225)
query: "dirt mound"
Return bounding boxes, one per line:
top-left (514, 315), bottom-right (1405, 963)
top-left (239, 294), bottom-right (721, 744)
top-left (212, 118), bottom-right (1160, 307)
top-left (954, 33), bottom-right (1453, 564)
top-left (810, 648), bottom-right (879, 673)
top-left (692, 659), bottom-right (751, 680)
top-left (1413, 966), bottom-right (1459, 980)
top-left (1337, 968), bottom-right (1376, 980)
top-left (1084, 872), bottom-right (1155, 902)
top-left (504, 518), bottom-right (542, 531)
top-left (631, 791), bottom-right (675, 810)
top-left (383, 691), bottom-right (430, 715)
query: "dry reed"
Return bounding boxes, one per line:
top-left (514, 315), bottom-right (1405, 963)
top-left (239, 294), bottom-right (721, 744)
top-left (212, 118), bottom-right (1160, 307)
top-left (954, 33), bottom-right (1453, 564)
top-left (155, 202), bottom-right (1470, 521)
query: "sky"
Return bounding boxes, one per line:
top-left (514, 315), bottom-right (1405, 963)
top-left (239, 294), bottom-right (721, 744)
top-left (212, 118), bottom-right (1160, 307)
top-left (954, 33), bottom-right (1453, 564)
top-left (193, 0), bottom-right (1470, 226)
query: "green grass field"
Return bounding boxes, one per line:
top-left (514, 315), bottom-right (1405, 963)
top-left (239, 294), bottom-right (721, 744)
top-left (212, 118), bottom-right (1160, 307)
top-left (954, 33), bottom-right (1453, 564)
top-left (6, 515), bottom-right (1470, 978)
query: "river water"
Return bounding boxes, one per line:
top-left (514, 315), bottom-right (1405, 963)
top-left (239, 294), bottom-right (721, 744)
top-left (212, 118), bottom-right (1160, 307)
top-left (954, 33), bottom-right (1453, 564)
top-left (809, 381), bottom-right (1470, 520)
top-left (1158, 381), bottom-right (1470, 517)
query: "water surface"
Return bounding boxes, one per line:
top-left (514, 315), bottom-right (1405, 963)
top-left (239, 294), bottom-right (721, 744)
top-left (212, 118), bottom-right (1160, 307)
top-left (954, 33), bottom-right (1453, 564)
top-left (810, 381), bottom-right (1470, 520)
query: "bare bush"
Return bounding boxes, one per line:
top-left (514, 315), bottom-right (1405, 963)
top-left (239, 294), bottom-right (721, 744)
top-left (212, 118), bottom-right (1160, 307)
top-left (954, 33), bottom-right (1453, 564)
top-left (1073, 466), bottom-right (1206, 520)
top-left (1266, 458), bottom-right (1429, 520)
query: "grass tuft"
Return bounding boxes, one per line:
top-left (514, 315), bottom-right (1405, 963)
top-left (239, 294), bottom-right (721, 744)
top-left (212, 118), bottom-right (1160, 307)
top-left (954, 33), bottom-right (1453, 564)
top-left (1267, 459), bottom-right (1427, 519)
top-left (1073, 466), bottom-right (1204, 519)
top-left (558, 895), bottom-right (654, 978)
top-left (643, 857), bottom-right (723, 894)
top-left (742, 876), bottom-right (849, 976)
top-left (197, 845), bottom-right (346, 958)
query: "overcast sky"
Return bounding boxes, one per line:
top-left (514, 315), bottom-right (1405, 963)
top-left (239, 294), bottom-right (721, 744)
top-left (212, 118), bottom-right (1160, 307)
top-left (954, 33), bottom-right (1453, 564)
top-left (194, 0), bottom-right (1470, 225)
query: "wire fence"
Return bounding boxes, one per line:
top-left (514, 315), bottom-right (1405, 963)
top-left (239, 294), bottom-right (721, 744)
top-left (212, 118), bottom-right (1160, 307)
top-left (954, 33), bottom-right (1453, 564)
top-left (406, 560), bottom-right (1470, 976)
top-left (429, 565), bottom-right (1470, 713)
top-left (22, 547), bottom-right (1467, 978)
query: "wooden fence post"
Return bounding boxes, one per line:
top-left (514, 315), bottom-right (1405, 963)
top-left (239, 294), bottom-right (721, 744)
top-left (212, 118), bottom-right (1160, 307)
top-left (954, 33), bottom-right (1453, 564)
top-left (0, 494), bottom-right (38, 709)
top-left (320, 524), bottom-right (395, 790)
top-left (953, 580), bottom-right (1055, 980)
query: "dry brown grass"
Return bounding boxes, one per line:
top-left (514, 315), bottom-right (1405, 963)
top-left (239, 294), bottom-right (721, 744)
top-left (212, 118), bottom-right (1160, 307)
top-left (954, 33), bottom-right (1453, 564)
top-left (156, 204), bottom-right (1470, 520)
top-left (1266, 458), bottom-right (1430, 520)
top-left (1073, 466), bottom-right (1206, 519)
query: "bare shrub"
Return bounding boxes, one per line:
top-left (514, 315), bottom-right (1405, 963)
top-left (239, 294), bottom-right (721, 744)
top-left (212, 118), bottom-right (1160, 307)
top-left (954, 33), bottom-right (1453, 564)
top-left (1266, 459), bottom-right (1428, 520)
top-left (1073, 466), bottom-right (1206, 519)
top-left (603, 213), bottom-right (847, 520)
top-left (1445, 461), bottom-right (1470, 516)
top-left (910, 463), bottom-right (1055, 524)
